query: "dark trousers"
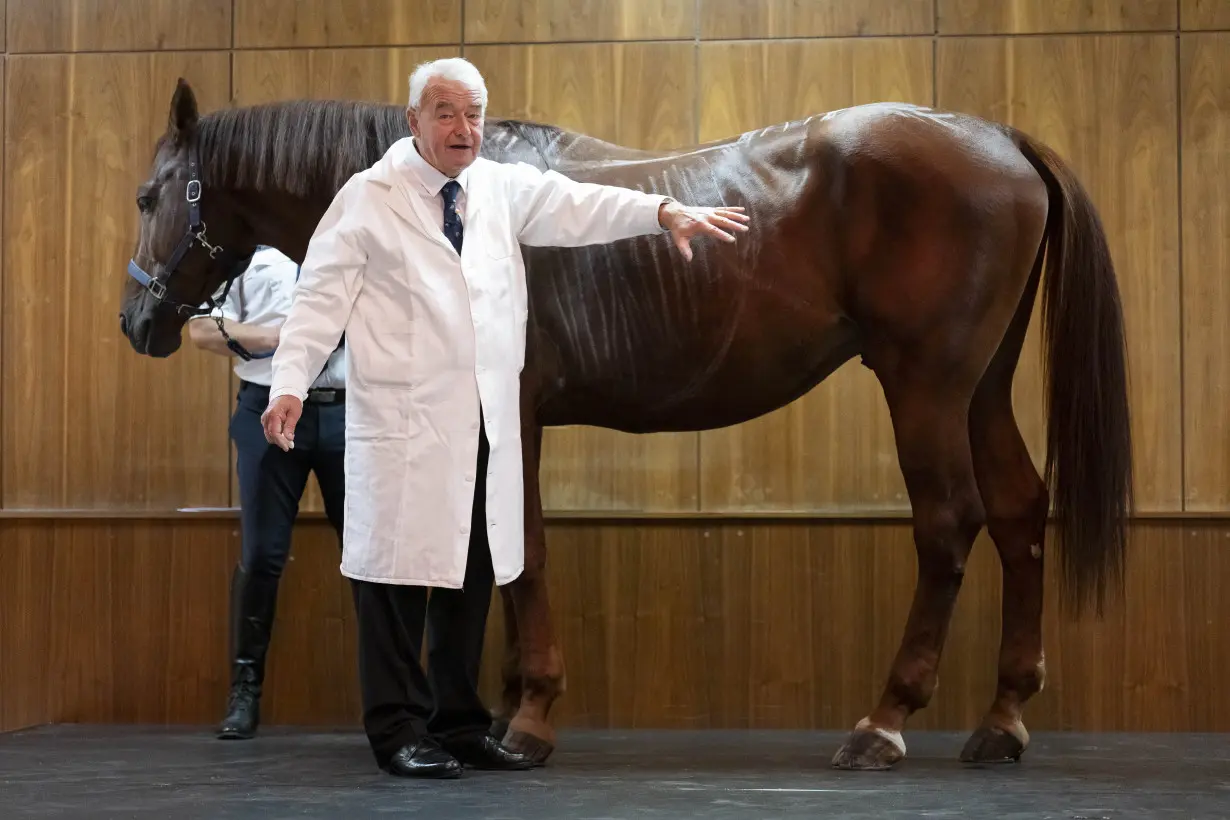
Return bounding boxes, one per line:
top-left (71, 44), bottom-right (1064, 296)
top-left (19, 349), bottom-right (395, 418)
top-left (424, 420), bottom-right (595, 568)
top-left (231, 381), bottom-right (346, 574)
top-left (224, 381), bottom-right (346, 701)
top-left (351, 423), bottom-right (495, 768)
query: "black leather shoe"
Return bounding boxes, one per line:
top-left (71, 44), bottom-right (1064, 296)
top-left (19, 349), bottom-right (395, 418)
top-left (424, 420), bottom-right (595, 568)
top-left (387, 740), bottom-right (462, 779)
top-left (447, 734), bottom-right (535, 771)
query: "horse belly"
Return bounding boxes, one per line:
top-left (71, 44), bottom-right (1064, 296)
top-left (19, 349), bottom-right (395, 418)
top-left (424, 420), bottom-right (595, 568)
top-left (638, 305), bottom-right (860, 432)
top-left (533, 248), bottom-right (859, 434)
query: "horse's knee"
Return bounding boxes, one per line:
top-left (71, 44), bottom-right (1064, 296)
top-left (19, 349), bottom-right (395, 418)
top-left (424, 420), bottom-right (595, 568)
top-left (888, 661), bottom-right (941, 712)
top-left (912, 494), bottom-right (984, 580)
top-left (523, 644), bottom-right (566, 699)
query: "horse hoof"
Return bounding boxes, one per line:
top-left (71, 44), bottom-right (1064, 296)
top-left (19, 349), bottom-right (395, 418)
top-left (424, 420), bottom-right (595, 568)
top-left (503, 730), bottom-right (554, 767)
top-left (831, 721), bottom-right (906, 771)
top-left (959, 723), bottom-right (1027, 765)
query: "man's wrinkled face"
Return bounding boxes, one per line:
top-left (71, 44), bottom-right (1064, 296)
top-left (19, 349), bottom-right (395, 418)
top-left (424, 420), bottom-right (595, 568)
top-left (407, 78), bottom-right (485, 177)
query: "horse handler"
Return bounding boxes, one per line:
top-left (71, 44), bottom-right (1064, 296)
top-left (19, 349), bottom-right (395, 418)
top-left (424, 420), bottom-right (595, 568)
top-left (260, 56), bottom-right (748, 779)
top-left (187, 245), bottom-right (347, 740)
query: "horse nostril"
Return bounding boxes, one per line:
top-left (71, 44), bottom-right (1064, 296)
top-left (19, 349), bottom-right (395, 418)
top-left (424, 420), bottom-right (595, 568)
top-left (118, 313), bottom-right (129, 335)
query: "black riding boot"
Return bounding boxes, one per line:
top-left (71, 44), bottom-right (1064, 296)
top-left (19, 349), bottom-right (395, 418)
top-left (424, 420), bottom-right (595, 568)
top-left (217, 565), bottom-right (279, 740)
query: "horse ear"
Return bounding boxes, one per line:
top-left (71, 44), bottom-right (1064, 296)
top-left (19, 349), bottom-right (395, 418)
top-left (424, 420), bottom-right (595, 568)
top-left (168, 77), bottom-right (199, 144)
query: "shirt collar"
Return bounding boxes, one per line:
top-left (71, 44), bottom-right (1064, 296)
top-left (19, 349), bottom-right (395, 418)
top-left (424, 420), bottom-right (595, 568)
top-left (405, 138), bottom-right (469, 198)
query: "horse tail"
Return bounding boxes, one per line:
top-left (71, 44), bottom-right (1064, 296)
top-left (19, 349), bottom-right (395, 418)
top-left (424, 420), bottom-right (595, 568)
top-left (1012, 128), bottom-right (1133, 618)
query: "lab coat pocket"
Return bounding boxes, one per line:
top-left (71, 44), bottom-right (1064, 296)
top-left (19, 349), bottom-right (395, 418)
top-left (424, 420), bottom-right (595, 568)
top-left (354, 330), bottom-right (417, 391)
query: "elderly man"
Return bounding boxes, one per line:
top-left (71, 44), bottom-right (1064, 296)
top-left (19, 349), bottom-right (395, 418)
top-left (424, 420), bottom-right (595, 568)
top-left (261, 57), bottom-right (748, 779)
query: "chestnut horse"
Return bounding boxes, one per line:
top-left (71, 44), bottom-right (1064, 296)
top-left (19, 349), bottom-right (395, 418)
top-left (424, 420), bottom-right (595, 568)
top-left (119, 79), bottom-right (1131, 771)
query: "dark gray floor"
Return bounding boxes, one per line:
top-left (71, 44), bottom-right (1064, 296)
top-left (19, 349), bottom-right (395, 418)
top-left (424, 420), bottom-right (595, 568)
top-left (1, 726), bottom-right (1228, 818)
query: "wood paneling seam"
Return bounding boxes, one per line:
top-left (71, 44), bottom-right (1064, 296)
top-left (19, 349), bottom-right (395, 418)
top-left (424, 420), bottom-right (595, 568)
top-left (1175, 29), bottom-right (1185, 510)
top-left (1, 54), bottom-right (5, 509)
top-left (692, 0), bottom-right (701, 511)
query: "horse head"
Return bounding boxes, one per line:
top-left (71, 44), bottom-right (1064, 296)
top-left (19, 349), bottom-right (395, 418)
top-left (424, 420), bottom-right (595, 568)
top-left (119, 78), bottom-right (258, 357)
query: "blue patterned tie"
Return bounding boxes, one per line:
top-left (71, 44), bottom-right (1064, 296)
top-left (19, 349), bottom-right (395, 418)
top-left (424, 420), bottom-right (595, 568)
top-left (441, 180), bottom-right (463, 254)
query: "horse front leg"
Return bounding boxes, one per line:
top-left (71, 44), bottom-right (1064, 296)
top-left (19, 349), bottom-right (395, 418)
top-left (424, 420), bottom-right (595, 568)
top-left (489, 586), bottom-right (521, 740)
top-left (499, 423), bottom-right (565, 765)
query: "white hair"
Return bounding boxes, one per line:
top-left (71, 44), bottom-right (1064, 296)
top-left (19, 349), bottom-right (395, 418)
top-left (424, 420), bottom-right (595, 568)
top-left (407, 57), bottom-right (488, 111)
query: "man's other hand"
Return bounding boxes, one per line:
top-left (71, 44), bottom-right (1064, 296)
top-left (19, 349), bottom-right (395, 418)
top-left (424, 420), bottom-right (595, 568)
top-left (657, 201), bottom-right (750, 261)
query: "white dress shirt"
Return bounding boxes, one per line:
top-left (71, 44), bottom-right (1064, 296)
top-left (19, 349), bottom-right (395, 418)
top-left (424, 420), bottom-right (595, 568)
top-left (402, 138), bottom-right (469, 229)
top-left (194, 246), bottom-right (346, 389)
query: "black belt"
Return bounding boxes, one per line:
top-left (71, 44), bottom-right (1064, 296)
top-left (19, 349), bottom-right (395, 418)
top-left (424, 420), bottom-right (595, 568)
top-left (240, 380), bottom-right (345, 405)
top-left (305, 387), bottom-right (345, 404)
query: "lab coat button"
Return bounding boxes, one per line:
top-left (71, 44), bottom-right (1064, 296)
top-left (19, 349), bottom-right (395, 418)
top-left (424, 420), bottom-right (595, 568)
top-left (465, 474), bottom-right (475, 483)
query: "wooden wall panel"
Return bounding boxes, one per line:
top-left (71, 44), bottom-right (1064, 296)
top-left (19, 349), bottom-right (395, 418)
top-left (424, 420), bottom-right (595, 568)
top-left (234, 0), bottom-right (461, 49)
top-left (937, 0), bottom-right (1176, 34)
top-left (695, 39), bottom-right (933, 512)
top-left (2, 53), bottom-right (234, 509)
top-left (232, 46), bottom-right (460, 107)
top-left (3, 518), bottom-right (1227, 732)
top-left (6, 0), bottom-right (231, 52)
top-left (1181, 34), bottom-right (1230, 510)
top-left (700, 0), bottom-right (934, 39)
top-left (465, 0), bottom-right (695, 42)
top-left (466, 43), bottom-right (697, 165)
top-left (1183, 0), bottom-right (1230, 29)
top-left (0, 519), bottom-right (356, 729)
top-left (0, 520), bottom-right (239, 727)
top-left (937, 35), bottom-right (1182, 513)
top-left (466, 43), bottom-right (701, 512)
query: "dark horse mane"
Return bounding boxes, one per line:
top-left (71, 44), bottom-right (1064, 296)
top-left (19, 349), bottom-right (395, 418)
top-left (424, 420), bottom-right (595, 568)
top-left (190, 98), bottom-right (570, 199)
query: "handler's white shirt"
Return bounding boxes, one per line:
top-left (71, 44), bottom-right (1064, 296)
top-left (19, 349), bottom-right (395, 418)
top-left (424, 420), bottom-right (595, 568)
top-left (194, 246), bottom-right (345, 389)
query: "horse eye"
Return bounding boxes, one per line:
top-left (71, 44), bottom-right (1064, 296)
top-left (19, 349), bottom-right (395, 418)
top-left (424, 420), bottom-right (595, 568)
top-left (137, 194), bottom-right (155, 212)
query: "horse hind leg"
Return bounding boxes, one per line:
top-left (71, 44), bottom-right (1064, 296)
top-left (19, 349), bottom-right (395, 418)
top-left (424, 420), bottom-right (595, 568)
top-left (959, 242), bottom-right (1050, 766)
top-left (832, 369), bottom-right (986, 770)
top-left (959, 383), bottom-right (1048, 764)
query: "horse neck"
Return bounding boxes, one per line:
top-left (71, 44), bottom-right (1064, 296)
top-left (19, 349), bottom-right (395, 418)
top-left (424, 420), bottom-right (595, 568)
top-left (196, 100), bottom-right (407, 262)
top-left (223, 185), bottom-right (326, 265)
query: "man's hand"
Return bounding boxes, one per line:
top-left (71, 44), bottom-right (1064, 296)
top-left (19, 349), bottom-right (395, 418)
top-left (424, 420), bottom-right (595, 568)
top-left (261, 395), bottom-right (303, 451)
top-left (657, 200), bottom-right (750, 261)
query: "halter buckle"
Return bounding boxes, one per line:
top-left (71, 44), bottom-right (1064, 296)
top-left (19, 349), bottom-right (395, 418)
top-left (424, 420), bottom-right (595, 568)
top-left (146, 278), bottom-right (167, 299)
top-left (186, 179), bottom-right (202, 203)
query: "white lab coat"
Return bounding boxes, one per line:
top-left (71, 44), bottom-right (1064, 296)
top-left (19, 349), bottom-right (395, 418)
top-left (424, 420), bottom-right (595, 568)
top-left (269, 136), bottom-right (669, 588)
